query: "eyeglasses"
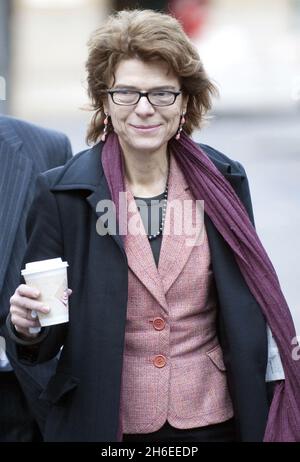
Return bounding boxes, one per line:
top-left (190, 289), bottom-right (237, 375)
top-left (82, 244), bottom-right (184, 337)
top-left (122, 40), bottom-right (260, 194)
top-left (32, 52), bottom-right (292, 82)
top-left (107, 89), bottom-right (182, 107)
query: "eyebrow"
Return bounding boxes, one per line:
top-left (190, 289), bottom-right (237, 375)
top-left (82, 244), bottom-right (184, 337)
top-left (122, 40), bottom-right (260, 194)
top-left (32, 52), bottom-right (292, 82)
top-left (112, 85), bottom-right (179, 91)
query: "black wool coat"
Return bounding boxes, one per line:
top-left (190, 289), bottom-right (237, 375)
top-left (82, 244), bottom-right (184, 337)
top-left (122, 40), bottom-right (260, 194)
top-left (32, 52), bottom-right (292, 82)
top-left (10, 142), bottom-right (270, 442)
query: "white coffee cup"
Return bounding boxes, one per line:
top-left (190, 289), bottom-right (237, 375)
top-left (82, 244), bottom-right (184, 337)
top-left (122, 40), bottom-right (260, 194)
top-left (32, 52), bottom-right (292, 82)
top-left (21, 258), bottom-right (69, 328)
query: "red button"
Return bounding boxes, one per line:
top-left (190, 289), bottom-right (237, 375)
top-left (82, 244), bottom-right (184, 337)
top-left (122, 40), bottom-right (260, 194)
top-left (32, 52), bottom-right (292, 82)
top-left (153, 317), bottom-right (165, 331)
top-left (153, 355), bottom-right (167, 368)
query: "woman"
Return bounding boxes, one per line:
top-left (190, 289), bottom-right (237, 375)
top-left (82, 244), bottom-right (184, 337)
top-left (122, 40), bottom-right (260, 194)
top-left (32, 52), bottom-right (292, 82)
top-left (7, 10), bottom-right (300, 442)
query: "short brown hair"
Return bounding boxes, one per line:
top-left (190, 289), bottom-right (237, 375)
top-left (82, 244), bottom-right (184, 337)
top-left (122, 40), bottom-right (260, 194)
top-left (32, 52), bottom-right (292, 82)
top-left (86, 9), bottom-right (217, 144)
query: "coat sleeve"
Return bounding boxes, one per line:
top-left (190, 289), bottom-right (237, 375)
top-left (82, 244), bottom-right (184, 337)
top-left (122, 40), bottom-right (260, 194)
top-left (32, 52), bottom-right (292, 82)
top-left (234, 161), bottom-right (282, 397)
top-left (199, 143), bottom-right (256, 227)
top-left (6, 173), bottom-right (68, 365)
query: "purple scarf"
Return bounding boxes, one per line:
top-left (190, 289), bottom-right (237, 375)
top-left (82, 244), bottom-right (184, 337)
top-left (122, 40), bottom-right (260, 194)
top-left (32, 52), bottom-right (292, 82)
top-left (102, 131), bottom-right (300, 442)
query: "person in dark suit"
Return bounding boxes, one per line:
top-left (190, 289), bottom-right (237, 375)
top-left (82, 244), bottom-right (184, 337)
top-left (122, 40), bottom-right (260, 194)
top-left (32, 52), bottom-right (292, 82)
top-left (0, 115), bottom-right (72, 441)
top-left (6, 10), bottom-right (300, 442)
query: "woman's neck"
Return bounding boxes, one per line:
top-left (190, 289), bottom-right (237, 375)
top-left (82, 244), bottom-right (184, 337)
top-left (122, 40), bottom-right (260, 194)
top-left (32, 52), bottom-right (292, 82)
top-left (122, 146), bottom-right (169, 198)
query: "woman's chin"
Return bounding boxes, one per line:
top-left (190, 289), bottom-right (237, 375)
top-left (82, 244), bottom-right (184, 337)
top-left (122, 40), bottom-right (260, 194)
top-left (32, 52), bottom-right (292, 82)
top-left (124, 138), bottom-right (168, 154)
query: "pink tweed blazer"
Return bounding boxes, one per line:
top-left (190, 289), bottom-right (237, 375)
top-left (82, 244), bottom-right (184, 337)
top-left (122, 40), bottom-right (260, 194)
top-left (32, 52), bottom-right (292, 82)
top-left (121, 154), bottom-right (233, 434)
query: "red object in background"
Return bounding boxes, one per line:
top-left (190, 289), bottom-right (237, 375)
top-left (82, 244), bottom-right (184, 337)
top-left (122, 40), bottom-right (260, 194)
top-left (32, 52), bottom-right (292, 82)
top-left (168, 0), bottom-right (209, 38)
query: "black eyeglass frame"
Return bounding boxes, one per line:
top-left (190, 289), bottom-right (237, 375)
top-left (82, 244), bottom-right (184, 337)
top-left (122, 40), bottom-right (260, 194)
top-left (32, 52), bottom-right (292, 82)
top-left (106, 89), bottom-right (182, 107)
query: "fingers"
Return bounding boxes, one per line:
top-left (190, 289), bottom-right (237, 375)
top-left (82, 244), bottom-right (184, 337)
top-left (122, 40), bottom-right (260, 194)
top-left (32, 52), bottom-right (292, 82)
top-left (12, 312), bottom-right (41, 339)
top-left (11, 305), bottom-right (41, 323)
top-left (11, 294), bottom-right (49, 313)
top-left (16, 284), bottom-right (40, 298)
top-left (11, 316), bottom-right (40, 330)
top-left (9, 284), bottom-right (73, 339)
top-left (10, 306), bottom-right (41, 329)
top-left (10, 286), bottom-right (50, 314)
top-left (10, 284), bottom-right (45, 338)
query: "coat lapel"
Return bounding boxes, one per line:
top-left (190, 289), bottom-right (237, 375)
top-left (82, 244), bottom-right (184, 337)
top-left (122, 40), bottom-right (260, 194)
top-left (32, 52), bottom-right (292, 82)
top-left (50, 143), bottom-right (125, 257)
top-left (86, 178), bottom-right (125, 258)
top-left (0, 125), bottom-right (33, 293)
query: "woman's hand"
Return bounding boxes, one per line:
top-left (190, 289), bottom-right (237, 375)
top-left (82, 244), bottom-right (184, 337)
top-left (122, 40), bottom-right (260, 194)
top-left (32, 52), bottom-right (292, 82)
top-left (9, 284), bottom-right (72, 339)
top-left (10, 284), bottom-right (49, 339)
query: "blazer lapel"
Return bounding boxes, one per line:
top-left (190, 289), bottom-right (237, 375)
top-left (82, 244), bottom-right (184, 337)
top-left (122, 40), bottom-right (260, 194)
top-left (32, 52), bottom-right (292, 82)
top-left (0, 127), bottom-right (33, 293)
top-left (158, 149), bottom-right (246, 294)
top-left (158, 154), bottom-right (203, 294)
top-left (124, 188), bottom-right (168, 312)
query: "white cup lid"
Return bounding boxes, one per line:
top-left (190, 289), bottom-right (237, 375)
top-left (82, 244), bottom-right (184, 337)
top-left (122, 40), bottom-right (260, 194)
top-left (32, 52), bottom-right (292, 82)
top-left (21, 258), bottom-right (68, 276)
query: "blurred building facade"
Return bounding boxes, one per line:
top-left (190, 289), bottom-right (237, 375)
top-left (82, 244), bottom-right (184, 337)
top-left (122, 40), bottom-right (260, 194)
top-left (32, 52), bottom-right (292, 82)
top-left (0, 0), bottom-right (298, 120)
top-left (0, 0), bottom-right (11, 112)
top-left (8, 0), bottom-right (109, 119)
top-left (196, 0), bottom-right (300, 113)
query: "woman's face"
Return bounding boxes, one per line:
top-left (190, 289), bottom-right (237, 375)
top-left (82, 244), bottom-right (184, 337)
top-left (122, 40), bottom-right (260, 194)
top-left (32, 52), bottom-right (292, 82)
top-left (104, 58), bottom-right (188, 157)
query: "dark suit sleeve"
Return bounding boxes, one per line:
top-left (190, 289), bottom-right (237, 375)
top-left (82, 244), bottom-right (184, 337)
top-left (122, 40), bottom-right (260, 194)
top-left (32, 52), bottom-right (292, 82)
top-left (7, 173), bottom-right (68, 364)
top-left (46, 132), bottom-right (72, 170)
top-left (62, 135), bottom-right (73, 163)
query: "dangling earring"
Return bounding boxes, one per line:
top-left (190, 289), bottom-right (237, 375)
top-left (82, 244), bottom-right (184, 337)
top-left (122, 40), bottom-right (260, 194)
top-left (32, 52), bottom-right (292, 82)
top-left (175, 112), bottom-right (186, 140)
top-left (101, 112), bottom-right (109, 142)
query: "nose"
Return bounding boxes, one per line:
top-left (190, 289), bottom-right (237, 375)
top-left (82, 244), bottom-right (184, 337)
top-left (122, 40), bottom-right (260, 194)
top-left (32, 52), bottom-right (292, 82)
top-left (134, 95), bottom-right (155, 116)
